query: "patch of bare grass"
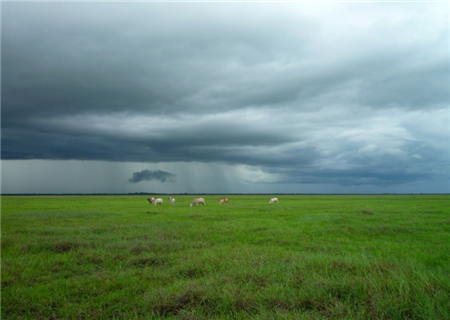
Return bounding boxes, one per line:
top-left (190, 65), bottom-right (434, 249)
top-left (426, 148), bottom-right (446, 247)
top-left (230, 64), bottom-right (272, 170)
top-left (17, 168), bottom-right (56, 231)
top-left (360, 209), bottom-right (375, 215)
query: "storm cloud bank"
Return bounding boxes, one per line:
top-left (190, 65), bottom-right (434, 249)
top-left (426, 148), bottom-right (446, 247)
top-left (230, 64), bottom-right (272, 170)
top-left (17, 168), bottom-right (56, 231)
top-left (128, 169), bottom-right (176, 184)
top-left (2, 2), bottom-right (449, 192)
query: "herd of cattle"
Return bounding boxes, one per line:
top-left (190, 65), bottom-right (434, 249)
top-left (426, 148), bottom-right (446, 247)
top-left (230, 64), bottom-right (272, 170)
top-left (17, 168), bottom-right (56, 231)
top-left (147, 197), bottom-right (278, 206)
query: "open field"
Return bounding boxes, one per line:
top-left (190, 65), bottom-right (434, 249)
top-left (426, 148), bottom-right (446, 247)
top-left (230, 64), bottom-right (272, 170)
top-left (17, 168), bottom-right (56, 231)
top-left (2, 195), bottom-right (450, 319)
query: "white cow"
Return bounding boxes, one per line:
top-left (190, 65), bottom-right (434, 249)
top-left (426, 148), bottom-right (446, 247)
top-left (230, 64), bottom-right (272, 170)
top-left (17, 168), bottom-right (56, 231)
top-left (148, 197), bottom-right (163, 206)
top-left (168, 197), bottom-right (176, 205)
top-left (190, 198), bottom-right (205, 207)
top-left (269, 197), bottom-right (278, 204)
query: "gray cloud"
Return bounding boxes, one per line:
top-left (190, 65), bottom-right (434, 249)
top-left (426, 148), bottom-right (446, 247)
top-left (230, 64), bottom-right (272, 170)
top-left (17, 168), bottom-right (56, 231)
top-left (1, 2), bottom-right (449, 192)
top-left (128, 169), bottom-right (176, 184)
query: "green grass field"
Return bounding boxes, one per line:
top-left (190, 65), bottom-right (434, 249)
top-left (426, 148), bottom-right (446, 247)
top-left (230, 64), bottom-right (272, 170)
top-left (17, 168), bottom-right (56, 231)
top-left (2, 195), bottom-right (449, 319)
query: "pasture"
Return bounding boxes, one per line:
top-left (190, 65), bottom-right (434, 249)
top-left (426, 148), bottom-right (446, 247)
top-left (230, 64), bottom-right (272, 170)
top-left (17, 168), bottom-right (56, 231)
top-left (2, 195), bottom-right (449, 319)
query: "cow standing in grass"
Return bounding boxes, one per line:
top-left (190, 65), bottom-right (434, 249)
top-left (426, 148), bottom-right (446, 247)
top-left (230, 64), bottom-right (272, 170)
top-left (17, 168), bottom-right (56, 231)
top-left (190, 198), bottom-right (205, 207)
top-left (218, 198), bottom-right (229, 204)
top-left (148, 197), bottom-right (163, 206)
top-left (269, 198), bottom-right (278, 204)
top-left (168, 197), bottom-right (176, 205)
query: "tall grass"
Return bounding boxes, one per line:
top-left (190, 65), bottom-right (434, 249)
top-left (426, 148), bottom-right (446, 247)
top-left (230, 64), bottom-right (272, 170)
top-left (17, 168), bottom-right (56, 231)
top-left (2, 195), bottom-right (449, 319)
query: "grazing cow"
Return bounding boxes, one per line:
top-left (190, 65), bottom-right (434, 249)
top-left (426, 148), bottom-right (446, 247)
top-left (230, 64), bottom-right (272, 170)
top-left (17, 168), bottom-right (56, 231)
top-left (218, 198), bottom-right (229, 204)
top-left (269, 197), bottom-right (278, 204)
top-left (147, 197), bottom-right (163, 206)
top-left (190, 198), bottom-right (205, 207)
top-left (168, 197), bottom-right (176, 205)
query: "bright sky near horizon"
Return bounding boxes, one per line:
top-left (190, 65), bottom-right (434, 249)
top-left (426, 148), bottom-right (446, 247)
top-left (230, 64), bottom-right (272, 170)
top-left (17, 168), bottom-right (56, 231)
top-left (2, 2), bottom-right (449, 194)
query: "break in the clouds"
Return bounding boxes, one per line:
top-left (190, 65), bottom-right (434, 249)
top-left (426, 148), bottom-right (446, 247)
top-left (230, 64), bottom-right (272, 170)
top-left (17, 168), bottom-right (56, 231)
top-left (1, 2), bottom-right (449, 194)
top-left (128, 169), bottom-right (176, 184)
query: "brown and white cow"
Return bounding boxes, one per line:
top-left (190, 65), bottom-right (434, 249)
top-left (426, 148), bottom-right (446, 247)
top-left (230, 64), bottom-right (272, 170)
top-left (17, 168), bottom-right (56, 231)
top-left (168, 197), bottom-right (176, 205)
top-left (218, 198), bottom-right (229, 204)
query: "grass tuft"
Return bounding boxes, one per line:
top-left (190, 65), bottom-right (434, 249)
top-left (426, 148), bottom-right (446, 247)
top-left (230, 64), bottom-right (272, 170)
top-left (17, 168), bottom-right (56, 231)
top-left (360, 209), bottom-right (375, 215)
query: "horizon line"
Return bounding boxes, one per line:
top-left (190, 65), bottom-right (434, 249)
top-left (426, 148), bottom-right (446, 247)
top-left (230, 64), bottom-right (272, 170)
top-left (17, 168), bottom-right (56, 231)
top-left (1, 192), bottom-right (448, 196)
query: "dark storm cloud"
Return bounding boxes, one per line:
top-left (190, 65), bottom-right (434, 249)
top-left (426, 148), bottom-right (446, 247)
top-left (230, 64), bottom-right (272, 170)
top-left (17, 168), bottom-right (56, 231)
top-left (2, 2), bottom-right (449, 189)
top-left (128, 169), bottom-right (176, 184)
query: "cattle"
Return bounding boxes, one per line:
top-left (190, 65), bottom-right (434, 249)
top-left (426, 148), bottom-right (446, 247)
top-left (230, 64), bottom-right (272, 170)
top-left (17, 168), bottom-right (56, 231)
top-left (190, 198), bottom-right (205, 207)
top-left (269, 197), bottom-right (278, 204)
top-left (218, 197), bottom-right (229, 204)
top-left (147, 197), bottom-right (163, 206)
top-left (168, 197), bottom-right (176, 205)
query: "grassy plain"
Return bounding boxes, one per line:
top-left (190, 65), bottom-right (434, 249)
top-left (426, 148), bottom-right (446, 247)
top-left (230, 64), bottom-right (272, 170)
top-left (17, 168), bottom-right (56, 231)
top-left (1, 195), bottom-right (450, 319)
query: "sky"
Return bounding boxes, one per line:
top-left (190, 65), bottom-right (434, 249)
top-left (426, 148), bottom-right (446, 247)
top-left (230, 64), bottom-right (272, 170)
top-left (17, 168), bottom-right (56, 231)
top-left (1, 2), bottom-right (449, 194)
